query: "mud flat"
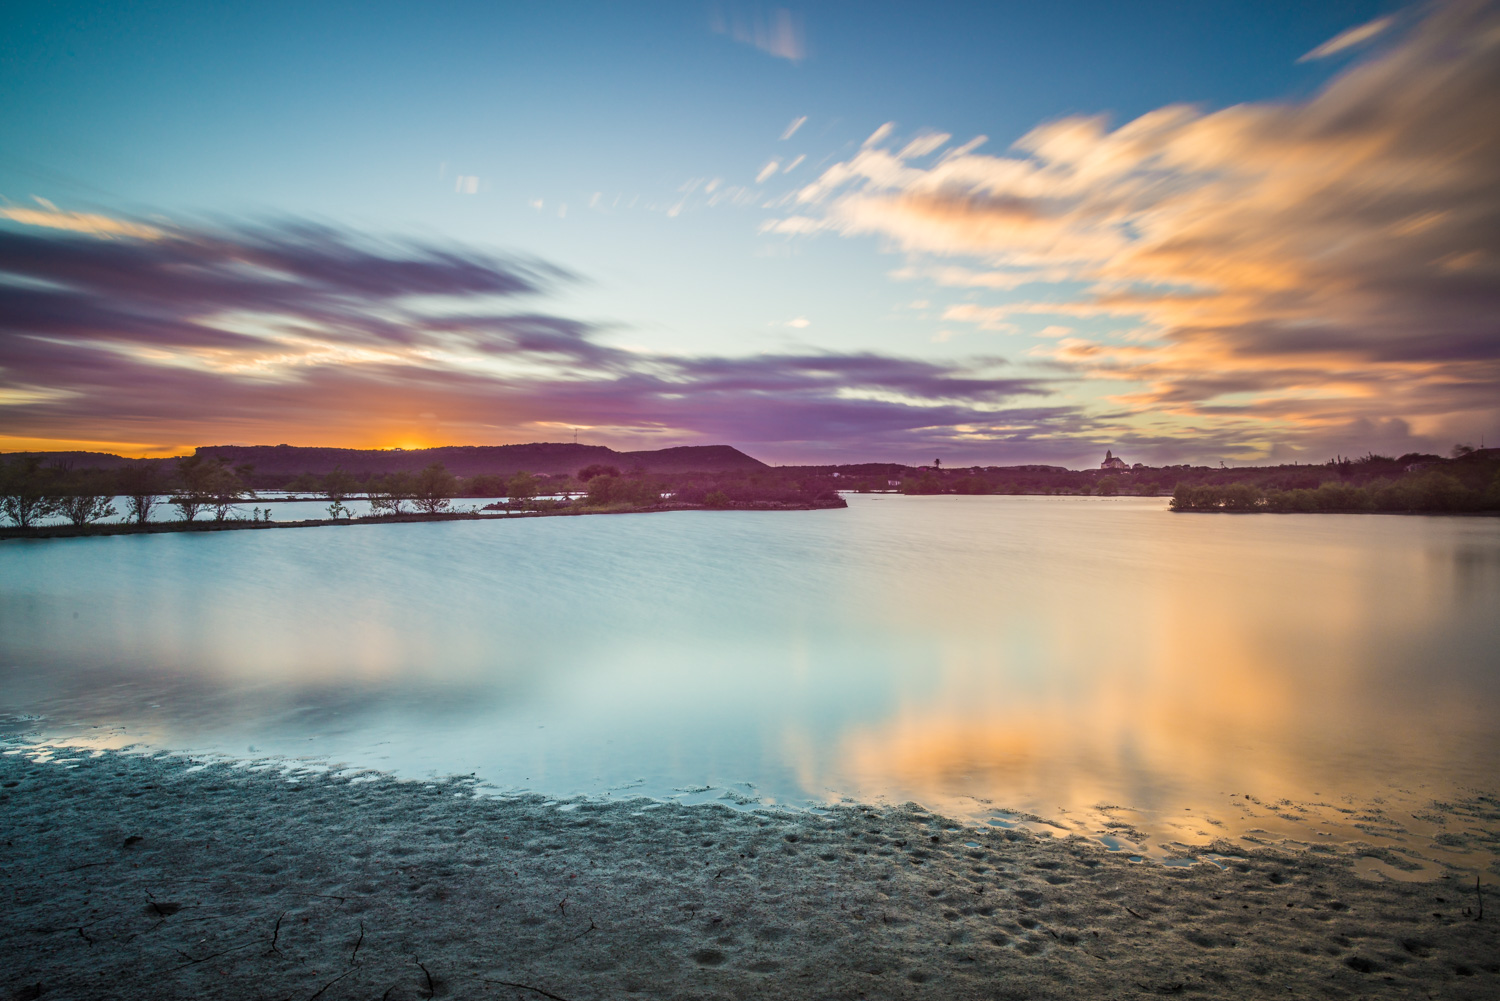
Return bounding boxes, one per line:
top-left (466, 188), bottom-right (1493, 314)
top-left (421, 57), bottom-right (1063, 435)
top-left (2, 750), bottom-right (1495, 1000)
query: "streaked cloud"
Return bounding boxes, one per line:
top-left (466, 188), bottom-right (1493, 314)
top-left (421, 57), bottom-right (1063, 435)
top-left (0, 214), bottom-right (1073, 459)
top-left (709, 4), bottom-right (806, 63)
top-left (0, 199), bottom-right (164, 240)
top-left (781, 115), bottom-right (807, 140)
top-left (765, 0), bottom-right (1500, 459)
top-left (755, 160), bottom-right (780, 184)
top-left (1299, 15), bottom-right (1394, 61)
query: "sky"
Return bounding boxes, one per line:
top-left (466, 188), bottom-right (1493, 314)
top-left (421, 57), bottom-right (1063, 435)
top-left (2, 0), bottom-right (1496, 466)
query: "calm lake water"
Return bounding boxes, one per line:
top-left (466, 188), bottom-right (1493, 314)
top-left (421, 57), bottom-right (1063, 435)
top-left (4, 496), bottom-right (1498, 876)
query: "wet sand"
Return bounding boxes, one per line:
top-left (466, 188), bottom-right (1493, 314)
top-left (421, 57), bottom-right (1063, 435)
top-left (2, 750), bottom-right (1495, 1000)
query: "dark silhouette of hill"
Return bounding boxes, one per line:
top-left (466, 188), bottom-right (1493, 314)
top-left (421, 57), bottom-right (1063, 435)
top-left (5, 443), bottom-right (766, 479)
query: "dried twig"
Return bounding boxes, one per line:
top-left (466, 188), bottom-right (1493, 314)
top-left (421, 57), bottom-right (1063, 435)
top-left (482, 980), bottom-right (575, 1001)
top-left (564, 918), bottom-right (597, 943)
top-left (415, 957), bottom-right (436, 997)
top-left (162, 940), bottom-right (257, 973)
top-left (307, 968), bottom-right (356, 1000)
top-left (268, 910), bottom-right (288, 956)
top-left (1124, 906), bottom-right (1147, 920)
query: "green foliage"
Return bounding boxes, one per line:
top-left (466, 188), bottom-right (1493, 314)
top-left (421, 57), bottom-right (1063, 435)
top-left (462, 473), bottom-right (507, 496)
top-left (1176, 469), bottom-right (1494, 514)
top-left (506, 472), bottom-right (540, 504)
top-left (577, 463), bottom-right (620, 482)
top-left (900, 473), bottom-right (943, 495)
top-left (411, 463), bottom-right (457, 514)
top-left (367, 471), bottom-right (414, 516)
top-left (321, 467), bottom-right (359, 503)
top-left (585, 473), bottom-right (661, 508)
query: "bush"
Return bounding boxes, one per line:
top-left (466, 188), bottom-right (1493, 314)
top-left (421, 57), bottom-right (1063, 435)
top-left (585, 474), bottom-right (661, 507)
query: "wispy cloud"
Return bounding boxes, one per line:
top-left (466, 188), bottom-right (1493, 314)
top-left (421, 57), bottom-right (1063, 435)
top-left (1299, 14), bottom-right (1394, 61)
top-left (0, 213), bottom-right (1070, 458)
top-left (781, 115), bottom-right (807, 140)
top-left (765, 0), bottom-right (1500, 459)
top-left (0, 198), bottom-right (165, 240)
top-left (709, 4), bottom-right (806, 63)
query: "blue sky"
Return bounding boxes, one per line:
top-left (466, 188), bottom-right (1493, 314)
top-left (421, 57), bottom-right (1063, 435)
top-left (6, 0), bottom-right (1495, 465)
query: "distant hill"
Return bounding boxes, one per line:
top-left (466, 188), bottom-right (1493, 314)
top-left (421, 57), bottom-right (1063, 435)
top-left (3, 443), bottom-right (767, 478)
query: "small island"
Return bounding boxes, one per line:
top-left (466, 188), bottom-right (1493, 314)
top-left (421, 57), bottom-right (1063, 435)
top-left (0, 443), bottom-right (846, 541)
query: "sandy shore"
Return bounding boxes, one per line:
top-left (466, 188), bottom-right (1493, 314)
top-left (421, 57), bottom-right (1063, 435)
top-left (2, 750), bottom-right (1495, 1000)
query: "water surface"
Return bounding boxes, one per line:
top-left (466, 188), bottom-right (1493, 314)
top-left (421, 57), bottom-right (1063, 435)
top-left (3, 496), bottom-right (1497, 876)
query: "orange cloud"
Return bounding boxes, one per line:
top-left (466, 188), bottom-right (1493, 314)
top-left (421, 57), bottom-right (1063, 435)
top-left (773, 0), bottom-right (1500, 458)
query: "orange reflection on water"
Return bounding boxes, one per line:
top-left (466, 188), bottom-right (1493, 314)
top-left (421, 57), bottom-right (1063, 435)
top-left (784, 500), bottom-right (1499, 870)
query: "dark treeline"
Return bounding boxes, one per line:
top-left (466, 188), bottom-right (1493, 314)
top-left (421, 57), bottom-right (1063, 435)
top-left (7, 446), bottom-right (1498, 529)
top-left (0, 455), bottom-right (845, 530)
top-left (1169, 460), bottom-right (1500, 513)
top-left (792, 448), bottom-right (1500, 513)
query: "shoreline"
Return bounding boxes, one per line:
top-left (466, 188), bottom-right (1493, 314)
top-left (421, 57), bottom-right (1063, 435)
top-left (3, 749), bottom-right (1494, 999)
top-left (0, 498), bottom-right (847, 542)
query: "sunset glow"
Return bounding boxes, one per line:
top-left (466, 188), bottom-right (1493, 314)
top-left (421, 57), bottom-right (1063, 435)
top-left (2, 1), bottom-right (1496, 463)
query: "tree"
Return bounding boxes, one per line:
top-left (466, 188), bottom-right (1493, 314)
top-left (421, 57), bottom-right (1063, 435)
top-left (577, 463), bottom-right (620, 482)
top-left (368, 471), bottom-right (415, 516)
top-left (55, 493), bottom-right (117, 525)
top-left (506, 471), bottom-right (539, 510)
top-left (208, 463), bottom-right (252, 521)
top-left (117, 464), bottom-right (161, 525)
top-left (44, 469), bottom-right (118, 525)
top-left (585, 473), bottom-right (660, 507)
top-left (0, 458), bottom-right (56, 528)
top-left (170, 455), bottom-right (212, 521)
top-left (412, 463), bottom-right (456, 514)
top-left (171, 454), bottom-right (248, 521)
top-left (322, 468), bottom-right (359, 503)
top-left (317, 467), bottom-right (359, 519)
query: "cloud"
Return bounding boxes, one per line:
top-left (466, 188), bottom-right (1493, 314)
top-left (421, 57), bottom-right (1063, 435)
top-left (781, 115), bottom-right (807, 140)
top-left (0, 213), bottom-right (1068, 458)
top-left (0, 199), bottom-right (164, 240)
top-left (765, 0), bottom-right (1500, 459)
top-left (755, 160), bottom-right (781, 184)
top-left (709, 4), bottom-right (806, 63)
top-left (1299, 15), bottom-right (1394, 61)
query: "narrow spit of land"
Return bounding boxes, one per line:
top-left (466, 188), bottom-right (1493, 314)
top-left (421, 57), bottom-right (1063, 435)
top-left (2, 750), bottom-right (1495, 1000)
top-left (0, 498), bottom-right (847, 542)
